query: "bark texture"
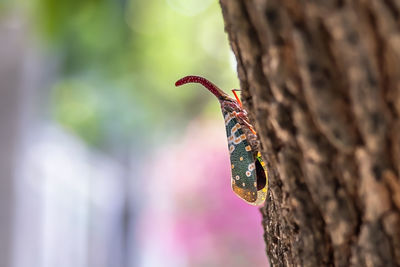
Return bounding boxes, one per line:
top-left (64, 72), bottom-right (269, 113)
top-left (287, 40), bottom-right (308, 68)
top-left (219, 1), bottom-right (400, 266)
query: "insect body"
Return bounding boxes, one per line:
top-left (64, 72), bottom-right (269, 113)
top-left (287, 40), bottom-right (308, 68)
top-left (175, 75), bottom-right (268, 205)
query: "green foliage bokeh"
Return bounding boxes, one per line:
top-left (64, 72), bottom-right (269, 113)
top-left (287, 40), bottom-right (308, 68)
top-left (13, 0), bottom-right (239, 148)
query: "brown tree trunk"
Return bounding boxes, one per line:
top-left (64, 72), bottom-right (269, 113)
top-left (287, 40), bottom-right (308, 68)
top-left (219, 1), bottom-right (400, 266)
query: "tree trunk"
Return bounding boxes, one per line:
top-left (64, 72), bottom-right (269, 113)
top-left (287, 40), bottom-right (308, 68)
top-left (219, 1), bottom-right (400, 266)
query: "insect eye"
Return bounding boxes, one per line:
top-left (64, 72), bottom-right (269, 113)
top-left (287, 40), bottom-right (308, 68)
top-left (255, 159), bottom-right (267, 190)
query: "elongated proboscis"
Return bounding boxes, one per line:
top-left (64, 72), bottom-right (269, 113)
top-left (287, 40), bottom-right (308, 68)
top-left (175, 75), bottom-right (229, 100)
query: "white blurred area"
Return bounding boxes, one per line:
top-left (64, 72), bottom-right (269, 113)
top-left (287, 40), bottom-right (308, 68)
top-left (14, 125), bottom-right (129, 267)
top-left (1, 14), bottom-right (135, 267)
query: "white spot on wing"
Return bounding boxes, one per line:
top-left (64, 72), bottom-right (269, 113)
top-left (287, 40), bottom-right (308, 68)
top-left (248, 163), bottom-right (255, 171)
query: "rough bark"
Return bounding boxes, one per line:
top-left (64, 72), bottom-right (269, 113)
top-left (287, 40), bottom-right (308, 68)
top-left (219, 1), bottom-right (400, 266)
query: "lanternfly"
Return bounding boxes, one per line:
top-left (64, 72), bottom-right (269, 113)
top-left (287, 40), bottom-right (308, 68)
top-left (175, 75), bottom-right (268, 205)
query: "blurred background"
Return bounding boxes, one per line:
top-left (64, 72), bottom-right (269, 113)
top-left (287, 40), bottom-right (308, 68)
top-left (0, 0), bottom-right (267, 266)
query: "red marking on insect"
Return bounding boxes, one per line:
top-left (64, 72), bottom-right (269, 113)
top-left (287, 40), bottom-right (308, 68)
top-left (175, 76), bottom-right (229, 100)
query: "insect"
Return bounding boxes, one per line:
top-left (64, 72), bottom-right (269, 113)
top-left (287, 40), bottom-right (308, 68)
top-left (175, 75), bottom-right (268, 205)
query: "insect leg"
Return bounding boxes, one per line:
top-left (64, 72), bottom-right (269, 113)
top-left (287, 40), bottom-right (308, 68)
top-left (231, 89), bottom-right (242, 108)
top-left (235, 111), bottom-right (257, 135)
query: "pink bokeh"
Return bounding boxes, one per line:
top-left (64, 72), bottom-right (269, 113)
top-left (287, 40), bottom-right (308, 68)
top-left (138, 119), bottom-right (268, 266)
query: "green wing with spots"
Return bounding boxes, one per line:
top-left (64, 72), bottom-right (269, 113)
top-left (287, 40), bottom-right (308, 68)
top-left (224, 112), bottom-right (258, 203)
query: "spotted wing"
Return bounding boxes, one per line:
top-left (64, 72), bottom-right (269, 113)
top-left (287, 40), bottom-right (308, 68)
top-left (224, 111), bottom-right (259, 203)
